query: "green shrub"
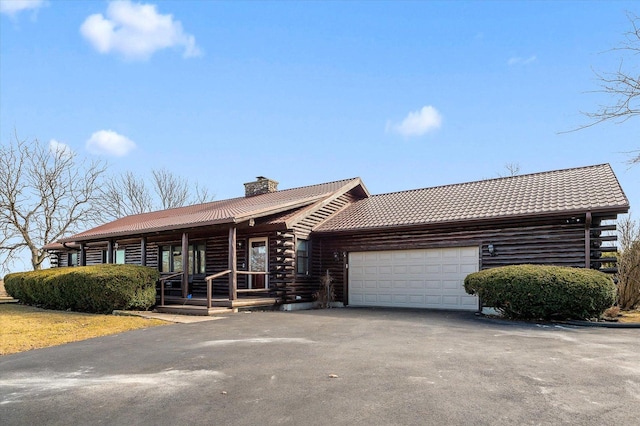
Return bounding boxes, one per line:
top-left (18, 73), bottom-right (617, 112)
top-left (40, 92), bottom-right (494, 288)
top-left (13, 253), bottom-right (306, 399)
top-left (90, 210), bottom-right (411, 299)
top-left (4, 265), bottom-right (160, 314)
top-left (464, 265), bottom-right (616, 320)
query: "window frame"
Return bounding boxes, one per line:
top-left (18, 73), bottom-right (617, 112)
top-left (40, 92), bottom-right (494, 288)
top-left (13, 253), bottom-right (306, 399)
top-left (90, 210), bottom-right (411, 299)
top-left (296, 238), bottom-right (310, 276)
top-left (160, 243), bottom-right (206, 274)
top-left (102, 248), bottom-right (126, 264)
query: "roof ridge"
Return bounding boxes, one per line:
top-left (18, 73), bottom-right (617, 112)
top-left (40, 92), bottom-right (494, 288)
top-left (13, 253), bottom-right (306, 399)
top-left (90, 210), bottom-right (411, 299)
top-left (109, 177), bottom-right (363, 218)
top-left (276, 177), bottom-right (361, 192)
top-left (368, 164), bottom-right (612, 198)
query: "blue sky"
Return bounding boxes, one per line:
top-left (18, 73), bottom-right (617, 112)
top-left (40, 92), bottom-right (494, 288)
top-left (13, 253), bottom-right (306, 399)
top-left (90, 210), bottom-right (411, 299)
top-left (1, 0), bottom-right (638, 214)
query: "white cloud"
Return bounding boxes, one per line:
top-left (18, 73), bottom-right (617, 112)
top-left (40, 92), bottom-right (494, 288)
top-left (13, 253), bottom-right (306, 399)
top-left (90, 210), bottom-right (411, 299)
top-left (86, 130), bottom-right (136, 156)
top-left (49, 139), bottom-right (73, 158)
top-left (79, 0), bottom-right (201, 61)
top-left (0, 0), bottom-right (45, 16)
top-left (508, 55), bottom-right (537, 66)
top-left (388, 106), bottom-right (443, 137)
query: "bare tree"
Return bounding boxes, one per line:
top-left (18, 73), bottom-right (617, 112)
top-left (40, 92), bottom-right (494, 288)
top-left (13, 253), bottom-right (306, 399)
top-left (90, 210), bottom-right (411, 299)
top-left (616, 215), bottom-right (640, 310)
top-left (152, 168), bottom-right (189, 209)
top-left (0, 134), bottom-right (107, 272)
top-left (573, 12), bottom-right (640, 165)
top-left (496, 162), bottom-right (521, 178)
top-left (504, 162), bottom-right (521, 176)
top-left (152, 168), bottom-right (215, 210)
top-left (99, 171), bottom-right (154, 220)
top-left (192, 182), bottom-right (213, 205)
top-left (100, 168), bottom-right (215, 220)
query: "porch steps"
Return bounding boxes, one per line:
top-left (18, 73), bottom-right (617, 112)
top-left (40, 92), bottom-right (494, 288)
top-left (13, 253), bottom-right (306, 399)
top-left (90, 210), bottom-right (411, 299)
top-left (155, 305), bottom-right (235, 316)
top-left (157, 296), bottom-right (279, 309)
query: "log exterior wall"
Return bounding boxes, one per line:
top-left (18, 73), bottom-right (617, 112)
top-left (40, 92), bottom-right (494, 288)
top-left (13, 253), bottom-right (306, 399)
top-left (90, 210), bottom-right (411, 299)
top-left (45, 211), bottom-right (619, 307)
top-left (312, 214), bottom-right (614, 304)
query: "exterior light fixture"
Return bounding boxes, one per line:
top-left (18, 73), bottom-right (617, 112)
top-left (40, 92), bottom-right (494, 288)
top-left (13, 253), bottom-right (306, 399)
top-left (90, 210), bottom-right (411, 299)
top-left (487, 243), bottom-right (496, 256)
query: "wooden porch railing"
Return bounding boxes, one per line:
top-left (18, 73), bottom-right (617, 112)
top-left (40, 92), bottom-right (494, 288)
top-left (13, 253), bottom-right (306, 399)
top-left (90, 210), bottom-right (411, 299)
top-left (205, 270), bottom-right (270, 309)
top-left (158, 272), bottom-right (183, 307)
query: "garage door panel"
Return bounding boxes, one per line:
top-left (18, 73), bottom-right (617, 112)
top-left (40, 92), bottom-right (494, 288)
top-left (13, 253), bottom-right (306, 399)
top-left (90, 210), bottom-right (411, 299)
top-left (442, 280), bottom-right (460, 290)
top-left (425, 265), bottom-right (441, 273)
top-left (364, 280), bottom-right (378, 288)
top-left (378, 280), bottom-right (392, 288)
top-left (408, 295), bottom-right (425, 304)
top-left (408, 265), bottom-right (424, 274)
top-left (378, 266), bottom-right (393, 275)
top-left (349, 247), bottom-right (479, 311)
top-left (442, 264), bottom-right (459, 273)
top-left (460, 264), bottom-right (477, 274)
top-left (393, 265), bottom-right (407, 274)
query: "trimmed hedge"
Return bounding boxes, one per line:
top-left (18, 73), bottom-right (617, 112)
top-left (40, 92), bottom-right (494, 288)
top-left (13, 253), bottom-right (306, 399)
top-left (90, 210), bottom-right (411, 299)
top-left (4, 265), bottom-right (159, 314)
top-left (464, 265), bottom-right (616, 320)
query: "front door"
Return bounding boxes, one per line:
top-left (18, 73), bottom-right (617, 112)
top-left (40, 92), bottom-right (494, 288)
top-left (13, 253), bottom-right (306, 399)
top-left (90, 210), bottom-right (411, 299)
top-left (248, 237), bottom-right (268, 289)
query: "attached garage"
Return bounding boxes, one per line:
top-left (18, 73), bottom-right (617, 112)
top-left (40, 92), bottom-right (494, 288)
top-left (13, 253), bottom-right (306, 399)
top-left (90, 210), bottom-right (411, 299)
top-left (348, 247), bottom-right (480, 311)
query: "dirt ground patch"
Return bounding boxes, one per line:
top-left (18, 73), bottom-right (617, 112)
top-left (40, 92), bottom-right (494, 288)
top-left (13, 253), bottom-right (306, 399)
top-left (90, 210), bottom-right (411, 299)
top-left (0, 304), bottom-right (168, 356)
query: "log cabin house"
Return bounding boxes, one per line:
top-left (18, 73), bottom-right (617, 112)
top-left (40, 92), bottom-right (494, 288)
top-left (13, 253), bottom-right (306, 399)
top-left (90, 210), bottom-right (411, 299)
top-left (46, 164), bottom-right (629, 314)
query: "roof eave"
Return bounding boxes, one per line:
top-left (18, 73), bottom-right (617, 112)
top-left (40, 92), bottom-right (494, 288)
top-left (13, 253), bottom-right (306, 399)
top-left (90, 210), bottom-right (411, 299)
top-left (59, 196), bottom-right (328, 243)
top-left (59, 216), bottom-right (238, 243)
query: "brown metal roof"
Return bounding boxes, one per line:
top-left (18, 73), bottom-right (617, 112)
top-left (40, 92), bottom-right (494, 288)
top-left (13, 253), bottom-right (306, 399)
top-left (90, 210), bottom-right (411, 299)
top-left (62, 178), bottom-right (364, 242)
top-left (315, 164), bottom-right (630, 233)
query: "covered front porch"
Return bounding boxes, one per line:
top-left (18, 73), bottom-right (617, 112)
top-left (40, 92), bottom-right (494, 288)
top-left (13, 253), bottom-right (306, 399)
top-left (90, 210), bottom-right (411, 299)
top-left (153, 225), bottom-right (293, 315)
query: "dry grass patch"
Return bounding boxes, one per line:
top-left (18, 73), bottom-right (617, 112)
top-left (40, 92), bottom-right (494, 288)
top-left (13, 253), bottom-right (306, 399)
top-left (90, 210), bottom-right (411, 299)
top-left (0, 304), bottom-right (168, 355)
top-left (619, 310), bottom-right (640, 323)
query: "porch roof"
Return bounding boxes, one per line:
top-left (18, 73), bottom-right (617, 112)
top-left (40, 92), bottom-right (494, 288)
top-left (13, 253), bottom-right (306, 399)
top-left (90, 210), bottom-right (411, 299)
top-left (61, 178), bottom-right (366, 242)
top-left (314, 164), bottom-right (630, 233)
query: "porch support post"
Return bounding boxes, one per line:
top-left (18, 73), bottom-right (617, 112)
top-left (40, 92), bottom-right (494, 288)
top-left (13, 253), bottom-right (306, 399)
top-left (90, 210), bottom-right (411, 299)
top-left (585, 211), bottom-right (592, 269)
top-left (182, 232), bottom-right (189, 298)
top-left (140, 237), bottom-right (147, 266)
top-left (79, 243), bottom-right (86, 266)
top-left (107, 240), bottom-right (113, 264)
top-left (229, 226), bottom-right (237, 300)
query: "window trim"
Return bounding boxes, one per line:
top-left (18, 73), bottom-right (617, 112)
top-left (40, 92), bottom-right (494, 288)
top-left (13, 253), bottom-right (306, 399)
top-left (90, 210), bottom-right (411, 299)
top-left (160, 243), bottom-right (206, 274)
top-left (296, 238), bottom-right (310, 276)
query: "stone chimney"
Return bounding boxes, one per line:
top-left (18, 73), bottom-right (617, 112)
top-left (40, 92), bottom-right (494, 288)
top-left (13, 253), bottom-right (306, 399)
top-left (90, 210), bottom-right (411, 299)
top-left (244, 176), bottom-right (279, 197)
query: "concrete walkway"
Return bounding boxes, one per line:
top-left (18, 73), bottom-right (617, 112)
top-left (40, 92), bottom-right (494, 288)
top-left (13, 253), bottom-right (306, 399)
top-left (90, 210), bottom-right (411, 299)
top-left (112, 310), bottom-right (230, 323)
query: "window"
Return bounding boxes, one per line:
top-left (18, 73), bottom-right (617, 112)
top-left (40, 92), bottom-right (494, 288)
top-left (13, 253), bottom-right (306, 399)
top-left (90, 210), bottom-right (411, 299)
top-left (102, 248), bottom-right (126, 264)
top-left (68, 252), bottom-right (78, 267)
top-left (296, 239), bottom-right (310, 276)
top-left (115, 249), bottom-right (125, 264)
top-left (160, 243), bottom-right (205, 274)
top-left (189, 244), bottom-right (206, 274)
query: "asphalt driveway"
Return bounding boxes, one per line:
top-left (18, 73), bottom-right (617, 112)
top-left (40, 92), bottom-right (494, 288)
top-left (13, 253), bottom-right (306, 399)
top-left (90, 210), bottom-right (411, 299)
top-left (1, 308), bottom-right (639, 425)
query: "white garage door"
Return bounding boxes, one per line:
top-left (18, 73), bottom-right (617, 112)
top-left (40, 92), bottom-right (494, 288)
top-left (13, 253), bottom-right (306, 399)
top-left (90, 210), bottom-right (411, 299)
top-left (348, 247), bottom-right (479, 311)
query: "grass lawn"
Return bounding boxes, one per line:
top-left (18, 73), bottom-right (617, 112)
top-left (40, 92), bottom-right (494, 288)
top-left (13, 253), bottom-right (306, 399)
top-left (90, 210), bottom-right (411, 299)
top-left (0, 304), bottom-right (168, 356)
